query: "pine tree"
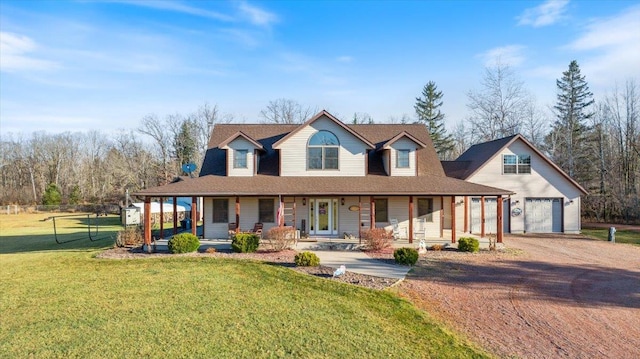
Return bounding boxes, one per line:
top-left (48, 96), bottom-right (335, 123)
top-left (174, 120), bottom-right (198, 174)
top-left (415, 81), bottom-right (454, 159)
top-left (42, 183), bottom-right (62, 206)
top-left (547, 60), bottom-right (595, 180)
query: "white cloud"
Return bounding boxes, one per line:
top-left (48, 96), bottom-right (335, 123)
top-left (336, 56), bottom-right (354, 63)
top-left (238, 1), bottom-right (278, 26)
top-left (567, 5), bottom-right (640, 86)
top-left (517, 0), bottom-right (569, 27)
top-left (111, 0), bottom-right (233, 22)
top-left (478, 45), bottom-right (526, 67)
top-left (0, 32), bottom-right (59, 72)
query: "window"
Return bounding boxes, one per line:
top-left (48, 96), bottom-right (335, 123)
top-left (212, 199), bottom-right (228, 223)
top-left (374, 198), bottom-right (388, 223)
top-left (308, 131), bottom-right (339, 170)
top-left (417, 198), bottom-right (433, 222)
top-left (259, 199), bottom-right (274, 223)
top-left (503, 154), bottom-right (531, 174)
top-left (234, 149), bottom-right (248, 168)
top-left (397, 149), bottom-right (410, 168)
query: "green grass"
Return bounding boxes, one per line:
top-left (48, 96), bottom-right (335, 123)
top-left (0, 213), bottom-right (489, 358)
top-left (582, 228), bottom-right (640, 245)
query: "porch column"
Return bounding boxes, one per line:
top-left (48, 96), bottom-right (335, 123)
top-left (144, 197), bottom-right (151, 251)
top-left (464, 196), bottom-right (469, 233)
top-left (235, 196), bottom-right (240, 232)
top-left (497, 195), bottom-right (503, 243)
top-left (191, 196), bottom-right (197, 236)
top-left (480, 196), bottom-right (486, 238)
top-left (408, 196), bottom-right (414, 244)
top-left (159, 197), bottom-right (164, 239)
top-left (451, 196), bottom-right (456, 243)
top-left (370, 196), bottom-right (375, 229)
top-left (172, 196), bottom-right (178, 235)
top-left (440, 196), bottom-right (444, 238)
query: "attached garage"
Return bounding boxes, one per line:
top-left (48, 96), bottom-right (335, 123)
top-left (524, 198), bottom-right (562, 233)
top-left (470, 197), bottom-right (509, 234)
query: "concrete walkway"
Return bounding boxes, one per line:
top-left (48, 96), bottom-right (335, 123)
top-left (304, 249), bottom-right (411, 279)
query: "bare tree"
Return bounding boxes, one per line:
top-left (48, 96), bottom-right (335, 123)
top-left (260, 98), bottom-right (315, 124)
top-left (466, 62), bottom-right (529, 142)
top-left (351, 112), bottom-right (374, 124)
top-left (139, 114), bottom-right (173, 184)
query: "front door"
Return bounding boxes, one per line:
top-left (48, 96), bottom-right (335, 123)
top-left (310, 198), bottom-right (337, 236)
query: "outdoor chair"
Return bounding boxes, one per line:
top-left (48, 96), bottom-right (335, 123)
top-left (249, 222), bottom-right (263, 238)
top-left (414, 218), bottom-right (427, 239)
top-left (390, 218), bottom-right (405, 240)
top-left (228, 223), bottom-right (237, 240)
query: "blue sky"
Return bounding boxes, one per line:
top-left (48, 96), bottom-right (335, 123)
top-left (1, 0), bottom-right (639, 134)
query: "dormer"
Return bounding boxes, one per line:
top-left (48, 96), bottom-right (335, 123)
top-left (379, 132), bottom-right (427, 176)
top-left (218, 131), bottom-right (264, 177)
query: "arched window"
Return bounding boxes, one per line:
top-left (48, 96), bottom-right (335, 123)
top-left (308, 131), bottom-right (339, 170)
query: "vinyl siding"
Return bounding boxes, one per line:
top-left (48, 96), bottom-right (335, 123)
top-left (389, 138), bottom-right (417, 176)
top-left (278, 116), bottom-right (368, 176)
top-left (460, 140), bottom-right (582, 233)
top-left (226, 137), bottom-right (256, 177)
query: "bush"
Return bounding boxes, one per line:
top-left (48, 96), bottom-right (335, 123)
top-left (361, 228), bottom-right (394, 251)
top-left (265, 226), bottom-right (296, 251)
top-left (394, 247), bottom-right (419, 266)
top-left (168, 233), bottom-right (200, 254)
top-left (458, 237), bottom-right (480, 253)
top-left (42, 183), bottom-right (62, 206)
top-left (115, 226), bottom-right (144, 247)
top-left (294, 251), bottom-right (320, 267)
top-left (231, 233), bottom-right (260, 253)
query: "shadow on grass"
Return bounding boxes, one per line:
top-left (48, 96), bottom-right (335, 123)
top-left (408, 258), bottom-right (640, 309)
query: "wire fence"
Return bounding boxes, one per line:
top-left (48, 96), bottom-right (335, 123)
top-left (1, 204), bottom-right (121, 215)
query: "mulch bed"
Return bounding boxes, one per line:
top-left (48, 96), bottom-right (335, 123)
top-left (97, 246), bottom-right (401, 290)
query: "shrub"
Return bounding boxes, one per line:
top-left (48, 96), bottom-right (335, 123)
top-left (115, 227), bottom-right (143, 247)
top-left (394, 247), bottom-right (419, 266)
top-left (458, 237), bottom-right (480, 253)
top-left (294, 251), bottom-right (320, 267)
top-left (265, 226), bottom-right (296, 251)
top-left (42, 183), bottom-right (62, 206)
top-left (231, 233), bottom-right (260, 253)
top-left (168, 233), bottom-right (200, 254)
top-left (361, 228), bottom-right (394, 251)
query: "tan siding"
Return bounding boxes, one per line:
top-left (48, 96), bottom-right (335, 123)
top-left (278, 116), bottom-right (368, 176)
top-left (389, 138), bottom-right (417, 176)
top-left (467, 140), bottom-right (583, 233)
top-left (339, 197), bottom-right (361, 236)
top-left (203, 197), bottom-right (233, 239)
top-left (226, 138), bottom-right (256, 177)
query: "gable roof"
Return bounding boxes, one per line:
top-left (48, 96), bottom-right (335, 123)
top-left (380, 131), bottom-right (428, 151)
top-left (272, 110), bottom-right (375, 149)
top-left (218, 131), bottom-right (265, 151)
top-left (443, 134), bottom-right (587, 194)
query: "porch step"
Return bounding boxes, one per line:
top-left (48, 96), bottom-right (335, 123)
top-left (301, 241), bottom-right (365, 252)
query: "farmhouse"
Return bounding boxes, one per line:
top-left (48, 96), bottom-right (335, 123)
top-left (135, 110), bottom-right (582, 247)
top-left (442, 134), bottom-right (587, 234)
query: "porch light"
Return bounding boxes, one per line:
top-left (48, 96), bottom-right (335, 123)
top-left (341, 197), bottom-right (345, 206)
top-left (302, 198), bottom-right (306, 206)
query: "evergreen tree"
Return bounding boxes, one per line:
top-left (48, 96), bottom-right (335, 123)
top-left (415, 81), bottom-right (454, 159)
top-left (174, 120), bottom-right (198, 174)
top-left (42, 183), bottom-right (62, 206)
top-left (546, 60), bottom-right (595, 180)
top-left (68, 185), bottom-right (82, 205)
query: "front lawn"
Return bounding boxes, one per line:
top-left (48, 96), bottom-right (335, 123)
top-left (0, 213), bottom-right (488, 358)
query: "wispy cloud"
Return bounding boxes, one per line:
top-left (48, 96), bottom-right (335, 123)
top-left (336, 56), bottom-right (354, 63)
top-left (568, 5), bottom-right (640, 85)
top-left (111, 0), bottom-right (233, 22)
top-left (477, 45), bottom-right (526, 67)
top-left (0, 32), bottom-right (59, 72)
top-left (517, 0), bottom-right (569, 27)
top-left (238, 1), bottom-right (278, 26)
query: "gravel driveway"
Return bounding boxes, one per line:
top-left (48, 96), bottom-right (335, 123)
top-left (397, 234), bottom-right (640, 359)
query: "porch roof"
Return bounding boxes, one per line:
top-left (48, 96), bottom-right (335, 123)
top-left (133, 174), bottom-right (513, 197)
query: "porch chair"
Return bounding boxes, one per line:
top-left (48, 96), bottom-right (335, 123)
top-left (249, 222), bottom-right (263, 239)
top-left (414, 218), bottom-right (427, 239)
top-left (228, 223), bottom-right (237, 240)
top-left (390, 218), bottom-right (404, 240)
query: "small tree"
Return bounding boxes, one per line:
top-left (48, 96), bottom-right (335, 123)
top-left (415, 81), bottom-right (454, 159)
top-left (68, 185), bottom-right (81, 205)
top-left (42, 183), bottom-right (62, 205)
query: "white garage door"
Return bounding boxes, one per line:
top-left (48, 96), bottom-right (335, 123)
top-left (470, 198), bottom-right (509, 234)
top-left (525, 198), bottom-right (562, 233)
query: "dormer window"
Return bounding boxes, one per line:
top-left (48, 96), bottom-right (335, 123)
top-left (234, 149), bottom-right (248, 168)
top-left (308, 131), bottom-right (339, 170)
top-left (397, 149), bottom-right (410, 168)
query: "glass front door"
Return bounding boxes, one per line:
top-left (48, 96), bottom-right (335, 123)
top-left (310, 198), bottom-right (336, 236)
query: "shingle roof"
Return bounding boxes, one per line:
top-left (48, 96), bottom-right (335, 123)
top-left (135, 174), bottom-right (513, 197)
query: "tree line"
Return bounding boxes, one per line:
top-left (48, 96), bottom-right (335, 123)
top-left (1, 61), bottom-right (638, 222)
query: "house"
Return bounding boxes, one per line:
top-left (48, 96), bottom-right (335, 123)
top-left (442, 134), bottom-right (587, 234)
top-left (134, 110), bottom-right (512, 246)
